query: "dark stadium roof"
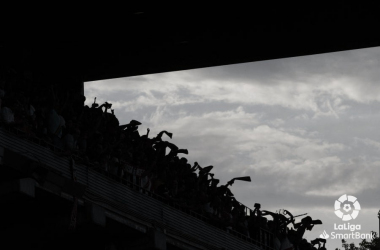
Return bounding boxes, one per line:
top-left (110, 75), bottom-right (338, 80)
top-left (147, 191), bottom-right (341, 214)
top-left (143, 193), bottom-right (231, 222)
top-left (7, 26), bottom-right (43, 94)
top-left (2, 6), bottom-right (380, 83)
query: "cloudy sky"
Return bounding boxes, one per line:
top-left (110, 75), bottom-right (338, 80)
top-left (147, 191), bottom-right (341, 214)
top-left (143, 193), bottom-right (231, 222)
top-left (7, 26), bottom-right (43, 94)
top-left (85, 46), bottom-right (380, 249)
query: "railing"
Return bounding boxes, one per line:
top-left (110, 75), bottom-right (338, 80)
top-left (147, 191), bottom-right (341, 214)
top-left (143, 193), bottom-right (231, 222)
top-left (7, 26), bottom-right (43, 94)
top-left (87, 162), bottom-right (274, 249)
top-left (0, 123), bottom-right (275, 250)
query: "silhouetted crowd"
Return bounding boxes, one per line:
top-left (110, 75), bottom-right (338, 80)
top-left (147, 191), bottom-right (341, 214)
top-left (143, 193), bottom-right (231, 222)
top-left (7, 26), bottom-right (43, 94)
top-left (0, 69), bottom-right (327, 250)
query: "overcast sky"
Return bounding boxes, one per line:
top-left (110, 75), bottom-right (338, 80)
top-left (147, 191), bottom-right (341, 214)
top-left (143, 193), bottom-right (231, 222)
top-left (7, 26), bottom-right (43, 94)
top-left (85, 47), bottom-right (380, 249)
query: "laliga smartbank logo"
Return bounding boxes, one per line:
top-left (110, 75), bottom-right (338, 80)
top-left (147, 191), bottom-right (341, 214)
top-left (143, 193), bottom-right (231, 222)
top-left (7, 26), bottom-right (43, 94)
top-left (334, 194), bottom-right (361, 221)
top-left (319, 194), bottom-right (374, 240)
top-left (320, 230), bottom-right (330, 239)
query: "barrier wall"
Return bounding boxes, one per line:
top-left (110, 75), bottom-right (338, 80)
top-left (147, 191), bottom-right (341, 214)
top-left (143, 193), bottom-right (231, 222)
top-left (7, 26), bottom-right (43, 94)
top-left (0, 127), bottom-right (273, 250)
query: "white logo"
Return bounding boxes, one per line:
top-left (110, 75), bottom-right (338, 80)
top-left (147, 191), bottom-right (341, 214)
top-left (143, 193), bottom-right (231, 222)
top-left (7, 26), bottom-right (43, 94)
top-left (334, 194), bottom-right (361, 221)
top-left (320, 230), bottom-right (330, 239)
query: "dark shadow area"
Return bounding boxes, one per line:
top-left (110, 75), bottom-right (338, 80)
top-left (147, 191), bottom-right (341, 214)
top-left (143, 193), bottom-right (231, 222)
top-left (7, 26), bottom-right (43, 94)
top-left (0, 65), bottom-right (328, 249)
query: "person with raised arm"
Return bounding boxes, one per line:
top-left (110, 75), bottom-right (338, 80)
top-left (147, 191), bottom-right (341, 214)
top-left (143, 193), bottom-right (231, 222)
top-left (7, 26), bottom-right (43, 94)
top-left (287, 214), bottom-right (323, 249)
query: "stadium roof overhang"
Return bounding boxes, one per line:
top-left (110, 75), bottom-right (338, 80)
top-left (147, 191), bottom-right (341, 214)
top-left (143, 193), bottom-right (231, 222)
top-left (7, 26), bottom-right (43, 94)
top-left (2, 7), bottom-right (380, 84)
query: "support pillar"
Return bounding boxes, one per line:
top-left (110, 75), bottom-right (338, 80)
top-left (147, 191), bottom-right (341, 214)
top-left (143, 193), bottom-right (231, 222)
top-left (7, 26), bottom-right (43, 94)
top-left (0, 146), bottom-right (4, 165)
top-left (149, 228), bottom-right (167, 250)
top-left (378, 210), bottom-right (380, 237)
top-left (85, 202), bottom-right (106, 227)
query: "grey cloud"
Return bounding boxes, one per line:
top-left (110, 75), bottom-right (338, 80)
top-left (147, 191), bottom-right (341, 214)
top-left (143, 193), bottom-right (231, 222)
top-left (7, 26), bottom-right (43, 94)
top-left (138, 105), bottom-right (377, 197)
top-left (84, 47), bottom-right (380, 250)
